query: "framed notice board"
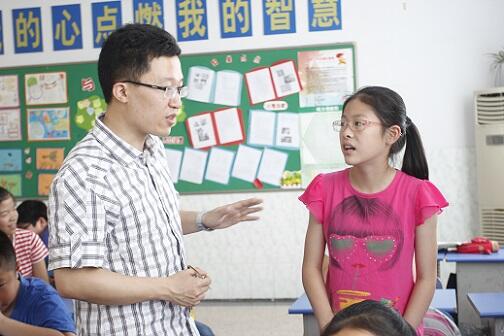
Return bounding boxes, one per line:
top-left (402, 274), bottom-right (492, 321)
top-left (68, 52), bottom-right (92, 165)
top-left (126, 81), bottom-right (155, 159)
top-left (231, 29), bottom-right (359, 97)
top-left (0, 43), bottom-right (355, 198)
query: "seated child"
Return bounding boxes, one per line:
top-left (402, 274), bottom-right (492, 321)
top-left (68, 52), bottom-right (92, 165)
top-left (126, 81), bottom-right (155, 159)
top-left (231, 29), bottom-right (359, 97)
top-left (0, 187), bottom-right (49, 283)
top-left (17, 200), bottom-right (49, 246)
top-left (0, 230), bottom-right (76, 336)
top-left (321, 300), bottom-right (416, 336)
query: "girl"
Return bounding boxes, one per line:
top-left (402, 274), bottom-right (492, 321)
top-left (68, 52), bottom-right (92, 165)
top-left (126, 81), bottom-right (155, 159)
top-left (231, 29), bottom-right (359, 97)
top-left (321, 300), bottom-right (416, 336)
top-left (300, 86), bottom-right (448, 335)
top-left (0, 187), bottom-right (49, 283)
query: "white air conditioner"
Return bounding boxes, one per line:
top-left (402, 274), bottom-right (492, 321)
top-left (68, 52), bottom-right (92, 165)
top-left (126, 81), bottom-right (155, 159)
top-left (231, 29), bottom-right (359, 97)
top-left (474, 87), bottom-right (504, 244)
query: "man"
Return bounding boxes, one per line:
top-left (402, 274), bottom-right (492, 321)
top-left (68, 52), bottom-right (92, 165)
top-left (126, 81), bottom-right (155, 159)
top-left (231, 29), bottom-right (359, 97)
top-left (48, 23), bottom-right (262, 336)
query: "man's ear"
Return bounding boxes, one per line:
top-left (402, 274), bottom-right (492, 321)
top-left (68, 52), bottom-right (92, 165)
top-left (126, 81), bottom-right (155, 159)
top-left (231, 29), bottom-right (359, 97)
top-left (112, 82), bottom-right (129, 103)
top-left (386, 125), bottom-right (403, 145)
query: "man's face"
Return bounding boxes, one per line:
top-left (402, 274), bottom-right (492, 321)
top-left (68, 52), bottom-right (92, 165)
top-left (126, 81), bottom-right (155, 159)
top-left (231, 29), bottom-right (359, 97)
top-left (0, 269), bottom-right (19, 314)
top-left (124, 56), bottom-right (184, 139)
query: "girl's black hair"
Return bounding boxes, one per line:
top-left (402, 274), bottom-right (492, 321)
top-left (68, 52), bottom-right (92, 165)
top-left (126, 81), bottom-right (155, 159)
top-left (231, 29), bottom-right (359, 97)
top-left (342, 86), bottom-right (429, 180)
top-left (321, 300), bottom-right (416, 336)
top-left (0, 186), bottom-right (15, 203)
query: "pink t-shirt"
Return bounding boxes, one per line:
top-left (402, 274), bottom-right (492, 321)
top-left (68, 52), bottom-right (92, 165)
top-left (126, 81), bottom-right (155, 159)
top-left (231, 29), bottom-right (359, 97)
top-left (300, 169), bottom-right (448, 315)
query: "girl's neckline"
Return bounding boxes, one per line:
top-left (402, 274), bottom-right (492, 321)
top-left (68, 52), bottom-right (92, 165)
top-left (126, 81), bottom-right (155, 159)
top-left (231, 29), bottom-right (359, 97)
top-left (345, 168), bottom-right (400, 197)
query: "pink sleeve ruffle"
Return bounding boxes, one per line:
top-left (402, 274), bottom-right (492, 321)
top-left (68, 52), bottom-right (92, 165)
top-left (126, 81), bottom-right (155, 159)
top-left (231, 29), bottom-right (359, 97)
top-left (299, 174), bottom-right (325, 225)
top-left (415, 181), bottom-right (449, 226)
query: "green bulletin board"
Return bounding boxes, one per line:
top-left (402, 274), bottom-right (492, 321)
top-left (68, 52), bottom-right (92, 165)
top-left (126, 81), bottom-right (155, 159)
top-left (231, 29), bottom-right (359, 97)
top-left (0, 43), bottom-right (355, 198)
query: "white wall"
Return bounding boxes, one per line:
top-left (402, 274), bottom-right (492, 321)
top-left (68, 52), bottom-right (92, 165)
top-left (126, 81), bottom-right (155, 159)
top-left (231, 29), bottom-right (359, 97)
top-left (2, 0), bottom-right (504, 298)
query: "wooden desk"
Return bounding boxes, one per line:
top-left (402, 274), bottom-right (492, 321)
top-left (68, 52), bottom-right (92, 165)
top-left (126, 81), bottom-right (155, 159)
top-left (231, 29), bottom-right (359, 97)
top-left (445, 249), bottom-right (504, 330)
top-left (288, 289), bottom-right (456, 336)
top-left (467, 292), bottom-right (504, 336)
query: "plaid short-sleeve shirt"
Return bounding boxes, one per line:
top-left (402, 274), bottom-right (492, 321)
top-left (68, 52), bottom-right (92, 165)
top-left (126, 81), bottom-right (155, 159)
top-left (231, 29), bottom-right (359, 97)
top-left (48, 116), bottom-right (198, 336)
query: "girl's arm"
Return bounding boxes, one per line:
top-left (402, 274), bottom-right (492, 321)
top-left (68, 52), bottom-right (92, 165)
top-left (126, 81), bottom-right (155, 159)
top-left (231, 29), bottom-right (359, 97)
top-left (302, 214), bottom-right (333, 331)
top-left (403, 214), bottom-right (438, 328)
top-left (32, 259), bottom-right (50, 283)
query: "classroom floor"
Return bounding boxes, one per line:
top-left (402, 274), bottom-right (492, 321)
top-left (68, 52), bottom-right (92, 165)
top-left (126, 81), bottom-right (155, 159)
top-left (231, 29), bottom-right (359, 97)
top-left (195, 299), bottom-right (303, 336)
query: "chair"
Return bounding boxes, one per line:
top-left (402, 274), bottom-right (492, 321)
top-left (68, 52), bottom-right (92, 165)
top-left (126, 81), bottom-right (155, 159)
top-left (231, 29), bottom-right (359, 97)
top-left (423, 308), bottom-right (461, 336)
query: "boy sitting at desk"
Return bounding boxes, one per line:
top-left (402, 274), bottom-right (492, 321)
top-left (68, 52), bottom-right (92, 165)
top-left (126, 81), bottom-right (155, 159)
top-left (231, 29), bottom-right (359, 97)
top-left (0, 230), bottom-right (75, 336)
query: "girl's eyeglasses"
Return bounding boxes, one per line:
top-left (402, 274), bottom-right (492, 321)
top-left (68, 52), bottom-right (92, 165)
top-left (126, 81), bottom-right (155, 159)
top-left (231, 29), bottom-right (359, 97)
top-left (332, 119), bottom-right (382, 132)
top-left (123, 80), bottom-right (189, 99)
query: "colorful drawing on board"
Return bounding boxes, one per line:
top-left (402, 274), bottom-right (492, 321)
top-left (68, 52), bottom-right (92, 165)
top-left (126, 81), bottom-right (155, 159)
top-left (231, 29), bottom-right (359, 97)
top-left (75, 95), bottom-right (107, 131)
top-left (38, 173), bottom-right (55, 196)
top-left (27, 108), bottom-right (70, 141)
top-left (0, 109), bottom-right (22, 141)
top-left (25, 72), bottom-right (68, 105)
top-left (0, 75), bottom-right (20, 108)
top-left (0, 175), bottom-right (21, 196)
top-left (0, 149), bottom-right (22, 172)
top-left (36, 148), bottom-right (65, 170)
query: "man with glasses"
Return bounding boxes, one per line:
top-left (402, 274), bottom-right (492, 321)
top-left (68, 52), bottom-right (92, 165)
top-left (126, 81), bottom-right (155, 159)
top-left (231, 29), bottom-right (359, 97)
top-left (47, 24), bottom-right (262, 336)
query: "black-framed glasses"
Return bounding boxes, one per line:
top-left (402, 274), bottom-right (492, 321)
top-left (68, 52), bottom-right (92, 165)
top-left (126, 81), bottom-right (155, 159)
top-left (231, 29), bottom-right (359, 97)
top-left (123, 80), bottom-right (188, 99)
top-left (332, 119), bottom-right (382, 132)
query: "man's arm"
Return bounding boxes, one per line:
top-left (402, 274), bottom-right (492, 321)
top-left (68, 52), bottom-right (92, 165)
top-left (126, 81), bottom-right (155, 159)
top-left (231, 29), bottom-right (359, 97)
top-left (0, 312), bottom-right (74, 336)
top-left (180, 198), bottom-right (263, 234)
top-left (54, 267), bottom-right (211, 307)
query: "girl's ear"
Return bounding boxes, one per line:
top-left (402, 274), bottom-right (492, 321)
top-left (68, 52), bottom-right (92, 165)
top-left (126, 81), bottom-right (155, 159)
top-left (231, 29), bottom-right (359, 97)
top-left (111, 82), bottom-right (129, 103)
top-left (385, 125), bottom-right (402, 145)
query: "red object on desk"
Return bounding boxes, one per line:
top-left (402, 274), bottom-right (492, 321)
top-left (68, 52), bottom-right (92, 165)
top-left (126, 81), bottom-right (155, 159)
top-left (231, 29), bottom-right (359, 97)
top-left (453, 237), bottom-right (500, 254)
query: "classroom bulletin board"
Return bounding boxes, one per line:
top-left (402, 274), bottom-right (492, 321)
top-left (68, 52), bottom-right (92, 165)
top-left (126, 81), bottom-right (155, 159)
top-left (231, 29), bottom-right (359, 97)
top-left (0, 43), bottom-right (355, 198)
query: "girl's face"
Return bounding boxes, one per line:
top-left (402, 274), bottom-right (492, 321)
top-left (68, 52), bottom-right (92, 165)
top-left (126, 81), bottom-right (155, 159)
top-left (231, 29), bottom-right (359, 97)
top-left (0, 197), bottom-right (18, 237)
top-left (339, 99), bottom-right (390, 167)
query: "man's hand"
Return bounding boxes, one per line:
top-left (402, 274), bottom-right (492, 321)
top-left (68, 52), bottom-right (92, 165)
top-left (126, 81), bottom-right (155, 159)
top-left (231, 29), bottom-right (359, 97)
top-left (202, 198), bottom-right (263, 230)
top-left (162, 268), bottom-right (212, 307)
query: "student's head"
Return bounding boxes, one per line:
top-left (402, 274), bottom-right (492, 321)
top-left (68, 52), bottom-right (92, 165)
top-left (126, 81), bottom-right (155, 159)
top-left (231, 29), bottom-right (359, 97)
top-left (16, 200), bottom-right (48, 235)
top-left (98, 23), bottom-right (183, 137)
top-left (0, 230), bottom-right (20, 314)
top-left (321, 300), bottom-right (416, 336)
top-left (0, 187), bottom-right (18, 237)
top-left (340, 86), bottom-right (428, 180)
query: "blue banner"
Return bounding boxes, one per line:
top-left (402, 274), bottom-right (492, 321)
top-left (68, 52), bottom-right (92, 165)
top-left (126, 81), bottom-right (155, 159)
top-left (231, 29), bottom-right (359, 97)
top-left (219, 0), bottom-right (252, 38)
top-left (52, 4), bottom-right (83, 51)
top-left (308, 0), bottom-right (342, 32)
top-left (12, 7), bottom-right (43, 53)
top-left (133, 0), bottom-right (164, 28)
top-left (92, 1), bottom-right (122, 48)
top-left (263, 0), bottom-right (296, 35)
top-left (176, 0), bottom-right (208, 42)
top-left (0, 11), bottom-right (3, 55)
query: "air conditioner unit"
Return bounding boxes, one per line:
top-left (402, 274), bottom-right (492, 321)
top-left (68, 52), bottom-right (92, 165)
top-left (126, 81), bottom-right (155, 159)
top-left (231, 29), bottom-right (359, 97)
top-left (474, 87), bottom-right (504, 244)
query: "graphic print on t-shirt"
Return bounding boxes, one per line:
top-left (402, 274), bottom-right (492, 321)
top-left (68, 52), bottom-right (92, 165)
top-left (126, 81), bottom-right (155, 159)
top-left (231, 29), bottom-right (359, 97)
top-left (327, 195), bottom-right (404, 310)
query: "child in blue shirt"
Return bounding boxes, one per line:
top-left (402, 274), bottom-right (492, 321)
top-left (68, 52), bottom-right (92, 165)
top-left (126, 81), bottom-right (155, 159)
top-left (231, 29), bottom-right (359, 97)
top-left (0, 230), bottom-right (75, 336)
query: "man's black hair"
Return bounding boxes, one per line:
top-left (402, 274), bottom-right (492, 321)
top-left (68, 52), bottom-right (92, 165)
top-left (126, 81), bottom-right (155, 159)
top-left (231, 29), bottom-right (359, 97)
top-left (98, 23), bottom-right (181, 103)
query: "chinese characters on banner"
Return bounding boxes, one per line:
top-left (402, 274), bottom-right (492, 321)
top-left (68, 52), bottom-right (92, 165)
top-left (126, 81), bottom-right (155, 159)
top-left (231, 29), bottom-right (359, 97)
top-left (263, 0), bottom-right (296, 35)
top-left (219, 0), bottom-right (252, 38)
top-left (92, 1), bottom-right (122, 48)
top-left (12, 7), bottom-right (43, 53)
top-left (308, 0), bottom-right (342, 31)
top-left (52, 4), bottom-right (82, 51)
top-left (176, 0), bottom-right (208, 42)
top-left (2, 1), bottom-right (343, 54)
top-left (133, 0), bottom-right (164, 28)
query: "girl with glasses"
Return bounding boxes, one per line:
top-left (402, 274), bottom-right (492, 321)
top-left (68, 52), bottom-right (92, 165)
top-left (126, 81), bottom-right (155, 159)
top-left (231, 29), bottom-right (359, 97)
top-left (299, 86), bottom-right (448, 335)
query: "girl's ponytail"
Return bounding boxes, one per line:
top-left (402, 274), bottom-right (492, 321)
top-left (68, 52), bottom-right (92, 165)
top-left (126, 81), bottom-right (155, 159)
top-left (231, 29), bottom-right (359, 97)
top-left (401, 117), bottom-right (429, 180)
